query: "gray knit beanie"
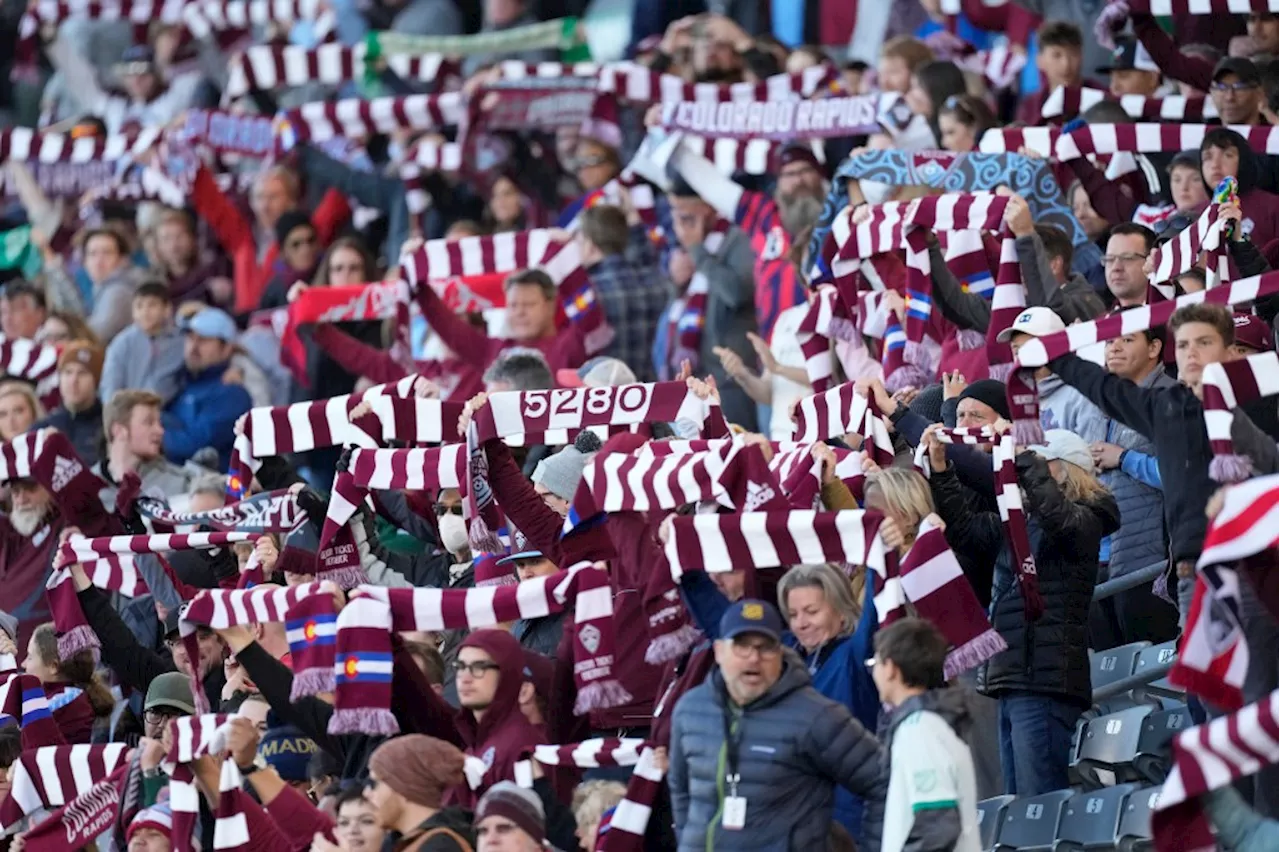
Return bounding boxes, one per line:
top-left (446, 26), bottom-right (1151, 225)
top-left (530, 431), bottom-right (602, 502)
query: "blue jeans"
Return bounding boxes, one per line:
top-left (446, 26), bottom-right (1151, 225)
top-left (997, 692), bottom-right (1080, 795)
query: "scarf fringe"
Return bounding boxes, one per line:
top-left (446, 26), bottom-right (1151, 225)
top-left (1210, 454), bottom-right (1254, 484)
top-left (317, 564), bottom-right (370, 590)
top-left (987, 362), bottom-right (1014, 382)
top-left (56, 625), bottom-right (99, 660)
top-left (1013, 418), bottom-right (1044, 448)
top-left (955, 328), bottom-right (986, 350)
top-left (467, 515), bottom-right (504, 554)
top-left (573, 679), bottom-right (634, 716)
top-left (328, 707), bottom-right (399, 736)
top-left (884, 363), bottom-right (933, 394)
top-left (643, 624), bottom-right (704, 665)
top-left (289, 668), bottom-right (335, 701)
top-left (943, 628), bottom-right (1007, 681)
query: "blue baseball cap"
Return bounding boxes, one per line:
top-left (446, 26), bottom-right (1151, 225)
top-left (181, 307), bottom-right (238, 343)
top-left (719, 599), bottom-right (785, 643)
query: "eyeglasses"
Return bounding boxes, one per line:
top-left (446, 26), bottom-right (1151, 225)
top-left (455, 661), bottom-right (501, 678)
top-left (729, 637), bottom-right (782, 659)
top-left (1211, 80), bottom-right (1259, 93)
top-left (164, 627), bottom-right (213, 649)
top-left (574, 155), bottom-right (611, 170)
top-left (434, 504), bottom-right (463, 517)
top-left (143, 708), bottom-right (182, 726)
top-left (1102, 252), bottom-right (1146, 266)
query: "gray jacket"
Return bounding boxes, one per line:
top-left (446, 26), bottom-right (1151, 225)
top-left (88, 266), bottom-right (146, 344)
top-left (692, 226), bottom-right (758, 430)
top-left (1099, 366), bottom-right (1174, 578)
top-left (668, 652), bottom-right (887, 852)
top-left (100, 323), bottom-right (184, 405)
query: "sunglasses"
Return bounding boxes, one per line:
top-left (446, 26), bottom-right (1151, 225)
top-left (434, 504), bottom-right (463, 517)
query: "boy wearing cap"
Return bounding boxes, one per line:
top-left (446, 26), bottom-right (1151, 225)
top-left (669, 599), bottom-right (886, 852)
top-left (1097, 37), bottom-right (1161, 97)
top-left (163, 307), bottom-right (252, 468)
top-left (998, 307), bottom-right (1106, 443)
top-left (35, 339), bottom-right (105, 466)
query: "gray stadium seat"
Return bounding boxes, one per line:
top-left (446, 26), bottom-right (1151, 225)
top-left (1089, 641), bottom-right (1151, 692)
top-left (977, 795), bottom-right (1014, 851)
top-left (1134, 705), bottom-right (1192, 784)
top-left (993, 789), bottom-right (1073, 852)
top-left (1072, 705), bottom-right (1154, 788)
top-left (1131, 641), bottom-right (1184, 703)
top-left (1117, 786), bottom-right (1161, 852)
top-left (1055, 784), bottom-right (1140, 851)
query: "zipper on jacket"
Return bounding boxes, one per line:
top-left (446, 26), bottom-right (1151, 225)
top-left (707, 714), bottom-right (737, 851)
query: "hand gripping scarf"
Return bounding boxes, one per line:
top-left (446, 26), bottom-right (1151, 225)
top-left (595, 746), bottom-right (666, 852)
top-left (1012, 272), bottom-right (1280, 438)
top-left (0, 673), bottom-right (63, 749)
top-left (163, 713), bottom-right (242, 852)
top-left (48, 532), bottom-right (258, 659)
top-left (464, 382), bottom-right (729, 551)
top-left (132, 488), bottom-right (306, 534)
top-left (790, 382), bottom-right (896, 469)
top-left (565, 440), bottom-right (788, 663)
top-left (16, 763), bottom-right (127, 852)
top-left (178, 583), bottom-right (326, 713)
top-left (1171, 474), bottom-right (1278, 711)
top-left (320, 563), bottom-right (621, 732)
top-left (1153, 690), bottom-right (1280, 852)
top-left (0, 743), bottom-right (130, 833)
top-left (1199, 352), bottom-right (1280, 483)
top-left (913, 427), bottom-right (1045, 622)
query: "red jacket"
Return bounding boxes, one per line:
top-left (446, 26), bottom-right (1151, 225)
top-left (191, 167), bottom-right (351, 314)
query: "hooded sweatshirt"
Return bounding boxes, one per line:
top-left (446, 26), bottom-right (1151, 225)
top-left (1036, 374), bottom-right (1107, 443)
top-left (449, 630), bottom-right (546, 807)
top-left (1203, 129), bottom-right (1279, 255)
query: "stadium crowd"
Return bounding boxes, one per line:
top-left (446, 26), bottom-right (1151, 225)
top-left (0, 0), bottom-right (1276, 850)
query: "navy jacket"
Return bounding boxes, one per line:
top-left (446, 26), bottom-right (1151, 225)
top-left (162, 361), bottom-right (253, 468)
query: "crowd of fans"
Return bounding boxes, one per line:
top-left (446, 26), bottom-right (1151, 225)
top-left (0, 0), bottom-right (1276, 851)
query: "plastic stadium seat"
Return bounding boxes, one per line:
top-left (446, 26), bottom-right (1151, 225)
top-left (1089, 642), bottom-right (1151, 692)
top-left (977, 795), bottom-right (1014, 851)
top-left (1083, 694), bottom-right (1145, 722)
top-left (1131, 641), bottom-right (1185, 703)
top-left (1134, 705), bottom-right (1192, 784)
top-left (1072, 705), bottom-right (1154, 788)
top-left (1055, 784), bottom-right (1141, 850)
top-left (1117, 786), bottom-right (1161, 852)
top-left (993, 789), bottom-right (1073, 852)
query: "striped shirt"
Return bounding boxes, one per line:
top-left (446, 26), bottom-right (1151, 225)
top-left (736, 190), bottom-right (807, 339)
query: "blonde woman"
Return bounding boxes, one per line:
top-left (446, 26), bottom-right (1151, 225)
top-left (571, 780), bottom-right (626, 852)
top-left (0, 381), bottom-right (43, 441)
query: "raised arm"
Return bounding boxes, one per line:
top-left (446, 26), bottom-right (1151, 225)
top-left (670, 145), bottom-right (745, 222)
top-left (311, 325), bottom-right (409, 385)
top-left (1132, 13), bottom-right (1216, 94)
top-left (927, 240), bottom-right (991, 332)
top-left (296, 144), bottom-right (403, 215)
top-left (414, 283), bottom-right (491, 363)
top-left (1048, 354), bottom-right (1159, 440)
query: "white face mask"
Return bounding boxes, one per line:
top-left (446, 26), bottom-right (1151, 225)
top-left (438, 513), bottom-right (469, 554)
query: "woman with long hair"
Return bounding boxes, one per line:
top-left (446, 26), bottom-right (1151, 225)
top-left (936, 94), bottom-right (997, 154)
top-left (0, 381), bottom-right (43, 441)
top-left (923, 424), bottom-right (1118, 797)
top-left (905, 61), bottom-right (971, 145)
top-left (311, 237), bottom-right (378, 289)
top-left (23, 623), bottom-right (116, 743)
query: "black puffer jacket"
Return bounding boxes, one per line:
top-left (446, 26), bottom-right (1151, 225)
top-left (930, 453), bottom-right (1120, 707)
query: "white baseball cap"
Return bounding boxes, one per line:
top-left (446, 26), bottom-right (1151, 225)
top-left (996, 306), bottom-right (1067, 344)
top-left (1028, 429), bottom-right (1094, 473)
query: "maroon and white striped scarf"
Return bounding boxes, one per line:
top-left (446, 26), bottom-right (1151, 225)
top-left (0, 336), bottom-right (61, 410)
top-left (1154, 689), bottom-right (1279, 852)
top-left (659, 95), bottom-right (879, 140)
top-left (324, 444), bottom-right (465, 551)
top-left (913, 427), bottom-right (1045, 622)
top-left (179, 583), bottom-right (325, 713)
top-left (672, 134), bottom-right (825, 177)
top-left (1128, 0), bottom-right (1275, 12)
top-left (796, 284), bottom-right (858, 392)
top-left (164, 713), bottom-right (230, 852)
top-left (1013, 272), bottom-right (1280, 432)
top-left (981, 123), bottom-right (1279, 161)
top-left (322, 564), bottom-right (622, 732)
top-left (598, 61), bottom-right (838, 105)
top-left (0, 743), bottom-right (130, 833)
top-left (1170, 474), bottom-right (1277, 710)
top-left (1041, 85), bottom-right (1218, 122)
top-left (17, 763), bottom-right (127, 852)
top-left (224, 43), bottom-right (457, 98)
top-left (877, 518), bottom-right (1006, 678)
top-left (14, 0), bottom-right (187, 69)
top-left (133, 488), bottom-right (304, 534)
top-left (181, 0), bottom-right (336, 42)
top-left (275, 92), bottom-right (464, 152)
top-left (1199, 353), bottom-right (1279, 483)
top-left (48, 532), bottom-right (257, 658)
top-left (596, 746), bottom-right (665, 852)
top-left (790, 383), bottom-right (896, 468)
top-left (1148, 203), bottom-right (1230, 298)
top-left (665, 218), bottom-right (731, 372)
top-left (0, 673), bottom-right (63, 748)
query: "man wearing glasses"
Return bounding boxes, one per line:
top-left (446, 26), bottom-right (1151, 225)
top-left (1209, 58), bottom-right (1268, 127)
top-left (668, 599), bottom-right (887, 852)
top-left (1101, 223), bottom-right (1157, 309)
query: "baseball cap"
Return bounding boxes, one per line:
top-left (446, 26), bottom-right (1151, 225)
top-left (143, 672), bottom-right (196, 715)
top-left (181, 307), bottom-right (238, 343)
top-left (163, 608), bottom-right (182, 638)
top-left (996, 306), bottom-right (1067, 343)
top-left (1232, 312), bottom-right (1274, 352)
top-left (1213, 57), bottom-right (1261, 87)
top-left (1097, 37), bottom-right (1159, 74)
top-left (496, 549), bottom-right (545, 568)
top-left (556, 357), bottom-right (638, 389)
top-left (474, 553), bottom-right (519, 587)
top-left (1028, 429), bottom-right (1094, 473)
top-left (719, 599), bottom-right (785, 643)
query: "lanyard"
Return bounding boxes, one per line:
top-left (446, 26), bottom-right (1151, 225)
top-left (722, 707), bottom-right (744, 797)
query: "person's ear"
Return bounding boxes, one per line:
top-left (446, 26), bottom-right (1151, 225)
top-left (518, 681), bottom-right (535, 705)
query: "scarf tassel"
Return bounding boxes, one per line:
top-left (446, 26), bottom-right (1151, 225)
top-left (289, 668), bottom-right (336, 702)
top-left (1209, 454), bottom-right (1254, 485)
top-left (328, 707), bottom-right (399, 736)
top-left (955, 328), bottom-right (986, 350)
top-left (317, 564), bottom-right (369, 590)
top-left (643, 623), bottom-right (704, 666)
top-left (574, 679), bottom-right (634, 717)
top-left (467, 514), bottom-right (505, 555)
top-left (56, 625), bottom-right (100, 661)
top-left (943, 627), bottom-right (1007, 681)
top-left (884, 363), bottom-right (933, 394)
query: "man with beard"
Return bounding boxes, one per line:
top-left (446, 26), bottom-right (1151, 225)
top-left (1, 478), bottom-right (60, 655)
top-left (670, 142), bottom-right (827, 340)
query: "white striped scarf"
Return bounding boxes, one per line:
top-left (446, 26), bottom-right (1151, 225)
top-left (0, 673), bottom-right (59, 745)
top-left (1148, 202), bottom-right (1230, 297)
top-left (164, 713), bottom-right (233, 852)
top-left (790, 382), bottom-right (896, 468)
top-left (224, 43), bottom-right (456, 98)
top-left (1200, 352), bottom-right (1280, 482)
top-left (912, 427), bottom-right (1045, 622)
top-left (275, 92), bottom-right (465, 151)
top-left (666, 218), bottom-right (731, 372)
top-left (598, 61), bottom-right (839, 105)
top-left (0, 336), bottom-right (60, 410)
top-left (1154, 689), bottom-right (1280, 852)
top-left (15, 0), bottom-right (188, 66)
top-left (596, 746), bottom-right (665, 852)
top-left (179, 584), bottom-right (326, 713)
top-left (674, 133), bottom-right (825, 177)
top-left (17, 763), bottom-right (127, 852)
top-left (514, 737), bottom-right (644, 787)
top-left (324, 563), bottom-right (622, 731)
top-left (796, 283), bottom-right (857, 392)
top-left (181, 0), bottom-right (335, 41)
top-left (0, 127), bottom-right (161, 167)
top-left (979, 123), bottom-right (1279, 161)
top-left (1041, 85), bottom-right (1218, 121)
top-left (1129, 0), bottom-right (1278, 11)
top-left (0, 743), bottom-right (130, 832)
top-left (661, 510), bottom-right (888, 582)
